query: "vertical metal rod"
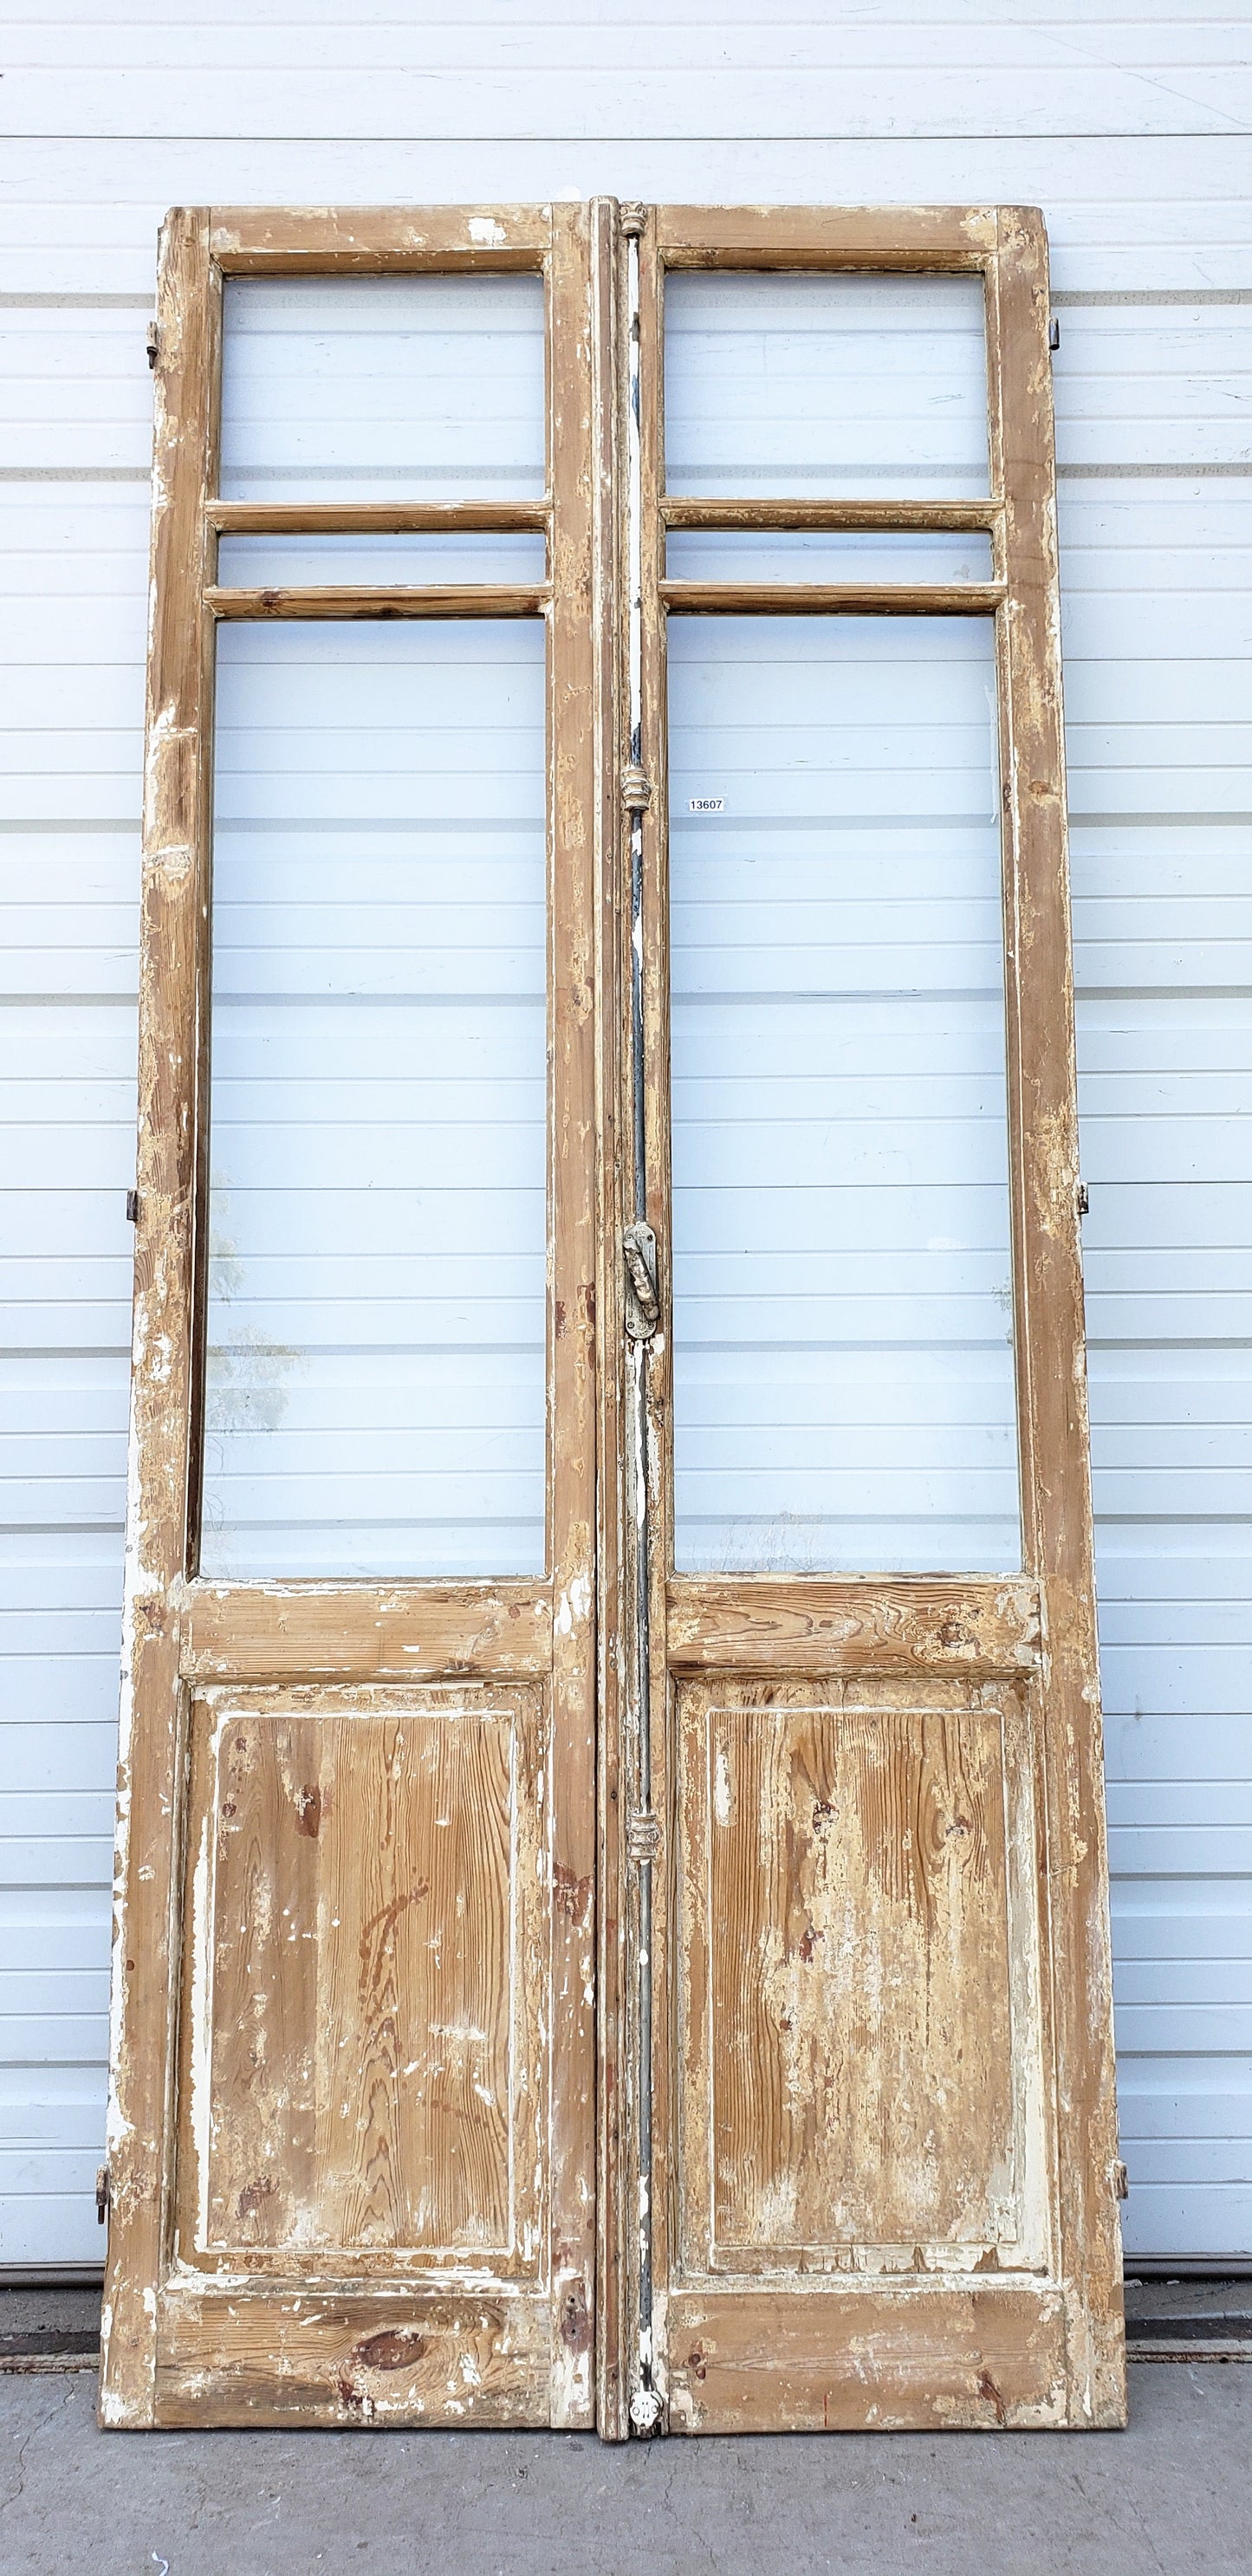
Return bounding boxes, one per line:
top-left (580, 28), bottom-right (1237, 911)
top-left (623, 217), bottom-right (660, 2434)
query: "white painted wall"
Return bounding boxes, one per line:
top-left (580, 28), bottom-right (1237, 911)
top-left (2, 0), bottom-right (1249, 2268)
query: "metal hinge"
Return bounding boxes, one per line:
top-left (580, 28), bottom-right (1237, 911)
top-left (146, 320), bottom-right (159, 369)
top-left (95, 2164), bottom-right (111, 2225)
top-left (623, 1221), bottom-right (658, 1342)
top-left (126, 1188), bottom-right (139, 1224)
top-left (1077, 1182), bottom-right (1090, 1219)
top-left (1113, 2158), bottom-right (1129, 2202)
top-left (626, 1811), bottom-right (662, 1865)
top-left (1048, 315), bottom-right (1061, 353)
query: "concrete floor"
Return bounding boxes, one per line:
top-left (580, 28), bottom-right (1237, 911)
top-left (0, 2364), bottom-right (1249, 2576)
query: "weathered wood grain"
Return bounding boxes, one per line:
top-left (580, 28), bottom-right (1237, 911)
top-left (637, 204), bottom-right (1125, 2436)
top-left (103, 202), bottom-right (602, 2436)
top-left (655, 204), bottom-right (999, 269)
top-left (99, 207), bottom-right (217, 2430)
top-left (181, 1580), bottom-right (553, 1681)
top-left (661, 498), bottom-right (1001, 531)
top-left (210, 205), bottom-right (550, 269)
top-left (210, 500), bottom-right (550, 533)
top-left (542, 198), bottom-right (601, 2428)
top-left (204, 582), bottom-right (548, 619)
top-left (989, 201), bottom-right (1126, 2428)
top-left (175, 1685), bottom-right (542, 2268)
top-left (665, 2283), bottom-right (1069, 2433)
top-left (677, 1676), bottom-right (1044, 2272)
top-left (659, 580), bottom-right (1005, 615)
top-left (153, 2289), bottom-right (550, 2427)
top-left (666, 1578), bottom-right (1041, 1676)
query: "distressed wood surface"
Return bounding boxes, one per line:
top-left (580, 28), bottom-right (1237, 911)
top-left (665, 2284), bottom-right (1069, 2433)
top-left (635, 205), bottom-right (1125, 2436)
top-left (661, 498), bottom-right (1001, 532)
top-left (677, 1676), bottom-right (1045, 2274)
top-left (99, 207), bottom-right (217, 2430)
top-left (655, 204), bottom-right (999, 269)
top-left (176, 1685), bottom-right (543, 2270)
top-left (989, 203), bottom-right (1126, 2425)
top-left (210, 205), bottom-right (550, 269)
top-left (591, 194), bottom-right (628, 2444)
top-left (182, 1580), bottom-right (554, 1679)
top-left (666, 1578), bottom-right (1041, 1675)
top-left (204, 582), bottom-right (548, 619)
top-left (102, 202), bottom-right (602, 2436)
top-left (153, 2289), bottom-right (550, 2428)
top-left (659, 580), bottom-right (1005, 616)
top-left (542, 198), bottom-right (601, 2429)
top-left (104, 195), bottom-right (1124, 2443)
top-left (210, 500), bottom-right (550, 533)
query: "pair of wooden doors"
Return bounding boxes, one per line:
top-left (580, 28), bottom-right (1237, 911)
top-left (101, 200), bottom-right (1126, 2433)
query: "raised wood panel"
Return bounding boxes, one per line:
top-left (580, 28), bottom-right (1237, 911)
top-left (176, 1683), bottom-right (545, 2274)
top-left (677, 1676), bottom-right (1047, 2276)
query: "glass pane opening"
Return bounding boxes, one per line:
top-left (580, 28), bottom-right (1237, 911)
top-left (217, 533), bottom-right (548, 586)
top-left (221, 275), bottom-right (547, 502)
top-left (665, 271), bottom-right (989, 498)
top-left (669, 613), bottom-right (1019, 1575)
top-left (202, 619), bottom-right (548, 1579)
top-left (666, 530), bottom-right (995, 586)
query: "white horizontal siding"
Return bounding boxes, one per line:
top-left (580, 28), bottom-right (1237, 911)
top-left (2, 1), bottom-right (1249, 2265)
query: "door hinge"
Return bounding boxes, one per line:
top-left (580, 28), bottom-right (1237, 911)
top-left (146, 320), bottom-right (159, 369)
top-left (623, 1221), bottom-right (659, 1342)
top-left (126, 1188), bottom-right (139, 1224)
top-left (626, 1810), bottom-right (662, 1865)
top-left (95, 2164), bottom-right (111, 2224)
top-left (1113, 2158), bottom-right (1129, 2202)
top-left (1048, 315), bottom-right (1061, 352)
top-left (1077, 1182), bottom-right (1089, 1219)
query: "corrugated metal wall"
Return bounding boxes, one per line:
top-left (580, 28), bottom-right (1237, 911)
top-left (2, 1), bottom-right (1249, 2268)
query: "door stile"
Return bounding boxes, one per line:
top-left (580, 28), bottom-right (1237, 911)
top-left (625, 207), bottom-right (678, 2435)
top-left (544, 198), bottom-right (605, 2427)
top-left (590, 198), bottom-right (632, 2443)
top-left (103, 206), bottom-right (217, 2425)
top-left (989, 208), bottom-right (1125, 2417)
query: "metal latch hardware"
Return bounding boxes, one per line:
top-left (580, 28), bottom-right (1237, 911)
top-left (626, 1811), bottom-right (662, 1865)
top-left (623, 1221), bottom-right (658, 1342)
top-left (96, 2164), bottom-right (111, 2224)
top-left (621, 762), bottom-right (652, 815)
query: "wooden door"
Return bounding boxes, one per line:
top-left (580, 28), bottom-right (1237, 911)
top-left (105, 198), bottom-right (1125, 2441)
top-left (605, 206), bottom-right (1126, 2434)
top-left (101, 203), bottom-right (613, 2428)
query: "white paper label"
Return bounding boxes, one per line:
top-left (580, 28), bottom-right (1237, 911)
top-left (688, 795), bottom-right (724, 814)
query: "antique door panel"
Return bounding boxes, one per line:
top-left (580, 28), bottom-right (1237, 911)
top-left (101, 204), bottom-right (611, 2429)
top-left (621, 209), bottom-right (1126, 2432)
